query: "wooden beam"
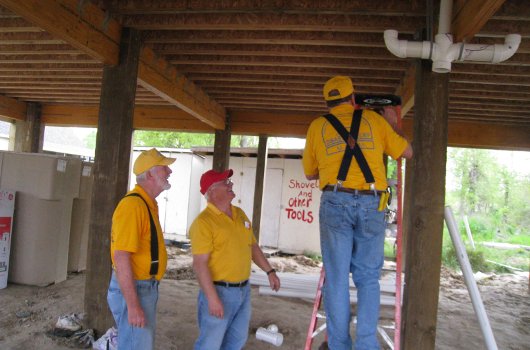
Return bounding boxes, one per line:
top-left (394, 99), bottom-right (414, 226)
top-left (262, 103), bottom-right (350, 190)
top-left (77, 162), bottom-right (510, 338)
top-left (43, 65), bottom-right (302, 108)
top-left (0, 0), bottom-right (121, 65)
top-left (452, 0), bottom-right (507, 43)
top-left (402, 59), bottom-right (449, 350)
top-left (84, 27), bottom-right (141, 335)
top-left (0, 0), bottom-right (226, 130)
top-left (40, 105), bottom-right (530, 150)
top-left (41, 104), bottom-right (215, 132)
top-left (252, 135), bottom-right (268, 242)
top-left (0, 94), bottom-right (26, 121)
top-left (230, 110), bottom-right (315, 137)
top-left (137, 47), bottom-right (225, 129)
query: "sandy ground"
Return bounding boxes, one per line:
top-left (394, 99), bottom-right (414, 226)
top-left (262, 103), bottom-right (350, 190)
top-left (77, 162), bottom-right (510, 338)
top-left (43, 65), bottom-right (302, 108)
top-left (0, 247), bottom-right (528, 350)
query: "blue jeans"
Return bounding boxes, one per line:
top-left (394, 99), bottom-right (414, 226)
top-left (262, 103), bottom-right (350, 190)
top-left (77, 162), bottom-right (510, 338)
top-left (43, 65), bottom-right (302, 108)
top-left (107, 272), bottom-right (159, 350)
top-left (194, 283), bottom-right (251, 350)
top-left (319, 191), bottom-right (386, 350)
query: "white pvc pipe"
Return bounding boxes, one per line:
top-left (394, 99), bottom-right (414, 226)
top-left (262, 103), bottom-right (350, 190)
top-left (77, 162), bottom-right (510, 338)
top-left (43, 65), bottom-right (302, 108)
top-left (458, 34), bottom-right (521, 63)
top-left (444, 206), bottom-right (498, 350)
top-left (383, 0), bottom-right (521, 73)
top-left (438, 0), bottom-right (453, 34)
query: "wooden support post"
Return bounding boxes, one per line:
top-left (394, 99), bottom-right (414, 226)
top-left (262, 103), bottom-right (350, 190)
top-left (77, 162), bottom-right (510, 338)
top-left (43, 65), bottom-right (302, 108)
top-left (12, 102), bottom-right (43, 153)
top-left (84, 28), bottom-right (141, 335)
top-left (401, 59), bottom-right (449, 350)
top-left (252, 135), bottom-right (268, 243)
top-left (212, 114), bottom-right (231, 172)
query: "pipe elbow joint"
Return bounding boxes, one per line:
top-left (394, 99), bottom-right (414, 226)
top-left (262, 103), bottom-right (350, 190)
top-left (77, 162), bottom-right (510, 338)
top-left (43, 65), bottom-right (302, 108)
top-left (493, 34), bottom-right (521, 63)
top-left (384, 29), bottom-right (407, 58)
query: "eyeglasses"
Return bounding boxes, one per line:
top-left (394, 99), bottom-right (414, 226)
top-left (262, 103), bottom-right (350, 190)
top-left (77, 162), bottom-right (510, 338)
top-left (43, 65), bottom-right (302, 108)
top-left (211, 178), bottom-right (232, 189)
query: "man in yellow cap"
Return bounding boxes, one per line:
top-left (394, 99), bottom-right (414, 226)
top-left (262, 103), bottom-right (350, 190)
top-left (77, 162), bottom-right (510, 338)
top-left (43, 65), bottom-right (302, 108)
top-left (190, 169), bottom-right (280, 350)
top-left (303, 76), bottom-right (412, 350)
top-left (107, 148), bottom-right (175, 350)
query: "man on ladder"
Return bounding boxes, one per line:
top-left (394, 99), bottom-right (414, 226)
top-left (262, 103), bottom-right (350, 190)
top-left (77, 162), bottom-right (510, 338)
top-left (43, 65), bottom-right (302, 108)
top-left (302, 76), bottom-right (413, 350)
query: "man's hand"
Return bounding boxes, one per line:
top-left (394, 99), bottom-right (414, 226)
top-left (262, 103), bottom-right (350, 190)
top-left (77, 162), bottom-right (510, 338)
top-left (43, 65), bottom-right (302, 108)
top-left (114, 250), bottom-right (146, 328)
top-left (127, 303), bottom-right (146, 327)
top-left (268, 272), bottom-right (281, 292)
top-left (208, 294), bottom-right (224, 319)
top-left (382, 106), bottom-right (399, 129)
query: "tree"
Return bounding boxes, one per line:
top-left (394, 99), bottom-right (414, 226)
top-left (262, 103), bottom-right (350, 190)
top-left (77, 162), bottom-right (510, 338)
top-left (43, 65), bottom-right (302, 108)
top-left (133, 130), bottom-right (214, 148)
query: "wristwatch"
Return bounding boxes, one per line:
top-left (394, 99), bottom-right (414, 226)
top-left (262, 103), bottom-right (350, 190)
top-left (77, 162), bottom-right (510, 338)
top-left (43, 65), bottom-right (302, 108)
top-left (266, 268), bottom-right (276, 275)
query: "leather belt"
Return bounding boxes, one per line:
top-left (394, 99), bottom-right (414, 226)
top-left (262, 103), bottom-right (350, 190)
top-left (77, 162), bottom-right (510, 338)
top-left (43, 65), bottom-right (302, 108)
top-left (213, 280), bottom-right (249, 288)
top-left (322, 185), bottom-right (383, 196)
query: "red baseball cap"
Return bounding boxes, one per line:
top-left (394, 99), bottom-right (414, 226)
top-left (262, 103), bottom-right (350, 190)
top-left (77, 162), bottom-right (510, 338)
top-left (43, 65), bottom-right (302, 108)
top-left (200, 169), bottom-right (234, 194)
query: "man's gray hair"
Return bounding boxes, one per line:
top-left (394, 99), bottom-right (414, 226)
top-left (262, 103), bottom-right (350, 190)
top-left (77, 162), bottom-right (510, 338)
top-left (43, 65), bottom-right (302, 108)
top-left (136, 170), bottom-right (149, 183)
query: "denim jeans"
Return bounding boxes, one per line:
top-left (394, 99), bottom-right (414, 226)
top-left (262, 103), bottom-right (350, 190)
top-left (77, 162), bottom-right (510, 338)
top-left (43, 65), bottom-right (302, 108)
top-left (194, 283), bottom-right (251, 350)
top-left (107, 272), bottom-right (159, 350)
top-left (319, 191), bottom-right (386, 350)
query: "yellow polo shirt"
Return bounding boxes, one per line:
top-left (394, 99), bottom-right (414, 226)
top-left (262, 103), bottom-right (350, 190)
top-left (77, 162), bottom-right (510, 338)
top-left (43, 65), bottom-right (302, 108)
top-left (189, 203), bottom-right (257, 282)
top-left (303, 104), bottom-right (408, 191)
top-left (110, 185), bottom-right (168, 281)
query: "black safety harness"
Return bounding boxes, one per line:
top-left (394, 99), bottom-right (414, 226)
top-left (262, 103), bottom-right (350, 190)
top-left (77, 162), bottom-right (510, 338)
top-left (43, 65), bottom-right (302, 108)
top-left (324, 109), bottom-right (376, 193)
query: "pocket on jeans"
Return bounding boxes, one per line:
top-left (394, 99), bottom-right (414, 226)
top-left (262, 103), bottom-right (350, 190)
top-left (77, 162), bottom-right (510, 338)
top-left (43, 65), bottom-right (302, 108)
top-left (320, 200), bottom-right (346, 229)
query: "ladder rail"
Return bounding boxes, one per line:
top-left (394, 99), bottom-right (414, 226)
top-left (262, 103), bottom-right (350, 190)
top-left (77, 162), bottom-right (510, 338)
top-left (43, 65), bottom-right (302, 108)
top-left (304, 268), bottom-right (326, 350)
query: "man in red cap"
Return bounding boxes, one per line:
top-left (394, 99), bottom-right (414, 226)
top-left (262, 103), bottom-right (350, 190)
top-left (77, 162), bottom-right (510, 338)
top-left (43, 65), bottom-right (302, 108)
top-left (107, 148), bottom-right (175, 350)
top-left (189, 169), bottom-right (281, 350)
top-left (303, 76), bottom-right (412, 350)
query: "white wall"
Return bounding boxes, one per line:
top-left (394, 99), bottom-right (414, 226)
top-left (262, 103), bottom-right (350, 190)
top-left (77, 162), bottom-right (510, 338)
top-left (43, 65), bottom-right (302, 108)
top-left (129, 149), bottom-right (322, 255)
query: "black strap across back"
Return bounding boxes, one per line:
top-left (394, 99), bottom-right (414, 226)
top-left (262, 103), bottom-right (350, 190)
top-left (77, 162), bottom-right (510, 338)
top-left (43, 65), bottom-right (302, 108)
top-left (324, 109), bottom-right (375, 185)
top-left (125, 193), bottom-right (159, 276)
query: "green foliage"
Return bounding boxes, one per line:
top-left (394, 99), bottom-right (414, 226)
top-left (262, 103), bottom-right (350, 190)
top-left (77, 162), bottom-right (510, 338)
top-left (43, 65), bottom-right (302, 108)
top-left (384, 239), bottom-right (396, 259)
top-left (444, 148), bottom-right (530, 273)
top-left (84, 130), bottom-right (97, 149)
top-left (133, 130), bottom-right (215, 148)
top-left (386, 158), bottom-right (397, 180)
top-left (231, 135), bottom-right (259, 147)
top-left (302, 250), bottom-right (322, 262)
top-left (441, 244), bottom-right (492, 272)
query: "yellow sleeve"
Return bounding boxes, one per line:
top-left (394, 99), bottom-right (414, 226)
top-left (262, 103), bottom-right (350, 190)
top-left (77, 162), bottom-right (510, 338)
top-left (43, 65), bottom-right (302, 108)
top-left (189, 217), bottom-right (213, 255)
top-left (111, 198), bottom-right (146, 253)
top-left (382, 119), bottom-right (408, 160)
top-left (302, 120), bottom-right (319, 176)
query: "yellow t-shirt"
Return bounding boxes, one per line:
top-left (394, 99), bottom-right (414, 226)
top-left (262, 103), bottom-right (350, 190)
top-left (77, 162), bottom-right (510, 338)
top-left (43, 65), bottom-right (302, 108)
top-left (303, 104), bottom-right (408, 191)
top-left (110, 185), bottom-right (168, 281)
top-left (189, 203), bottom-right (257, 282)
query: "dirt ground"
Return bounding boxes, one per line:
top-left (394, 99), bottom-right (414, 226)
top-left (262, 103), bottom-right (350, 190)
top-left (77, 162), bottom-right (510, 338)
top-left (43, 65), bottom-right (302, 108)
top-left (0, 246), bottom-right (528, 350)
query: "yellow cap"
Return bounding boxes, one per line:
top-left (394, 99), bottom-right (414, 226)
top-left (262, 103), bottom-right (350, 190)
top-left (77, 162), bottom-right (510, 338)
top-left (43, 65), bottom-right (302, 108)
top-left (133, 148), bottom-right (176, 175)
top-left (323, 76), bottom-right (355, 101)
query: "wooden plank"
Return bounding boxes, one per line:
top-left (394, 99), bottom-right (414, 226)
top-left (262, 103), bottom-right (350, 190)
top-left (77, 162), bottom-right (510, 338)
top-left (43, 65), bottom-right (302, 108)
top-left (84, 28), bottom-right (141, 335)
top-left (0, 0), bottom-right (121, 65)
top-left (0, 94), bottom-right (26, 120)
top-left (402, 60), bottom-right (449, 350)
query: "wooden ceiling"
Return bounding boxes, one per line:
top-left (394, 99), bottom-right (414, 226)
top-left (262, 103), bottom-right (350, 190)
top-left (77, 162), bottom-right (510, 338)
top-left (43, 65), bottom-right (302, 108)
top-left (0, 0), bottom-right (529, 146)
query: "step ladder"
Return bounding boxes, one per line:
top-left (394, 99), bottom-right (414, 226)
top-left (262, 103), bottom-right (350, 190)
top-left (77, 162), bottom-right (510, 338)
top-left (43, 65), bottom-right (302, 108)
top-left (304, 95), bottom-right (405, 350)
